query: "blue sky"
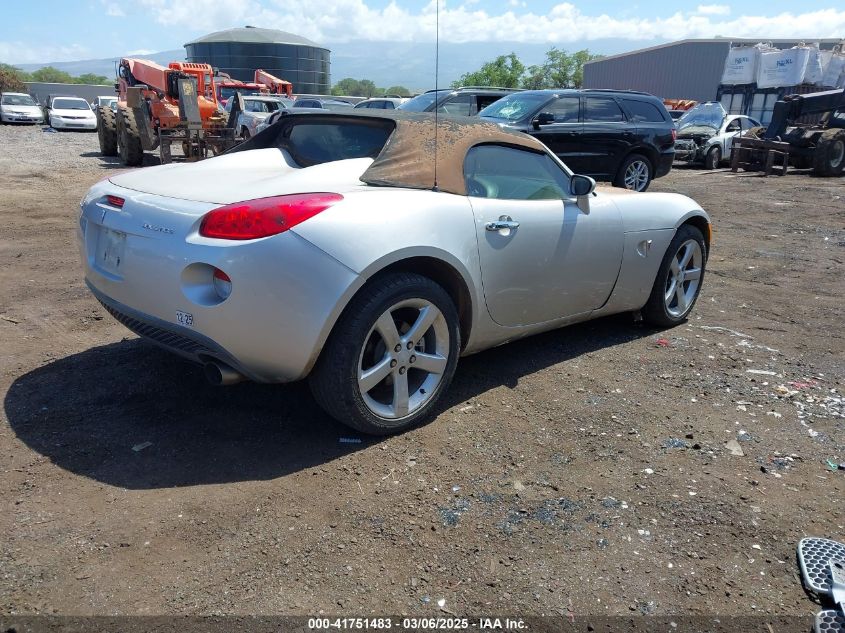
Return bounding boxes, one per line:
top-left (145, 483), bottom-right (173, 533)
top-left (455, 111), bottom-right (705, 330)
top-left (1, 1), bottom-right (842, 64)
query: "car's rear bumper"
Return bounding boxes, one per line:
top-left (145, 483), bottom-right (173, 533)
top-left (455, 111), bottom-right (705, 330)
top-left (655, 150), bottom-right (674, 178)
top-left (78, 185), bottom-right (361, 383)
top-left (87, 282), bottom-right (267, 381)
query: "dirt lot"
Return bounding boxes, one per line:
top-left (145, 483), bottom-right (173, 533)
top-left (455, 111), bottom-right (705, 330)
top-left (1, 124), bottom-right (843, 621)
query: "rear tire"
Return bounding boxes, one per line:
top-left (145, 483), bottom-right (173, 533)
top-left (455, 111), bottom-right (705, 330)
top-left (309, 272), bottom-right (460, 436)
top-left (812, 129), bottom-right (845, 176)
top-left (116, 107), bottom-right (144, 167)
top-left (614, 154), bottom-right (653, 191)
top-left (704, 145), bottom-right (721, 170)
top-left (97, 106), bottom-right (118, 157)
top-left (642, 224), bottom-right (707, 327)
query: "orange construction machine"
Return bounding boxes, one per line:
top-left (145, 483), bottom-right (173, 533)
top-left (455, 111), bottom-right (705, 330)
top-left (254, 69), bottom-right (293, 97)
top-left (663, 98), bottom-right (698, 112)
top-left (214, 68), bottom-right (294, 103)
top-left (97, 58), bottom-right (241, 166)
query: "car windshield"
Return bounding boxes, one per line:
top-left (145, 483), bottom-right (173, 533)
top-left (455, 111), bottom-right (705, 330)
top-left (2, 94), bottom-right (37, 106)
top-left (677, 103), bottom-right (725, 131)
top-left (478, 93), bottom-right (551, 121)
top-left (245, 99), bottom-right (282, 113)
top-left (53, 98), bottom-right (90, 110)
top-left (322, 101), bottom-right (354, 110)
top-left (236, 118), bottom-right (395, 167)
top-left (397, 90), bottom-right (448, 112)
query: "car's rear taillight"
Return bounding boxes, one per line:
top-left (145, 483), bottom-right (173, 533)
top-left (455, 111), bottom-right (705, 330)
top-left (106, 195), bottom-right (125, 208)
top-left (199, 193), bottom-right (343, 240)
top-left (671, 128), bottom-right (677, 142)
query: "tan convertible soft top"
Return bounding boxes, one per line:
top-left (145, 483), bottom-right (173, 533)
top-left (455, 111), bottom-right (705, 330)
top-left (360, 112), bottom-right (550, 196)
top-left (233, 110), bottom-right (553, 196)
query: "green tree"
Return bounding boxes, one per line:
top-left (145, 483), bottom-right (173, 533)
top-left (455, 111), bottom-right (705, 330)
top-left (0, 63), bottom-right (30, 91)
top-left (569, 50), bottom-right (602, 88)
top-left (358, 79), bottom-right (379, 97)
top-left (384, 85), bottom-right (410, 97)
top-left (332, 77), bottom-right (361, 96)
top-left (332, 78), bottom-right (384, 97)
top-left (30, 66), bottom-right (75, 83)
top-left (520, 64), bottom-right (548, 90)
top-left (519, 48), bottom-right (603, 89)
top-left (76, 73), bottom-right (110, 85)
top-left (452, 53), bottom-right (525, 89)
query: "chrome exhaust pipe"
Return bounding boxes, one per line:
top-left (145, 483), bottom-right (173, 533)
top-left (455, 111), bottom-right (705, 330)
top-left (204, 361), bottom-right (244, 386)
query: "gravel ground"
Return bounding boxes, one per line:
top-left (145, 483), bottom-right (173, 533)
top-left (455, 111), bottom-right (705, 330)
top-left (0, 122), bottom-right (843, 622)
top-left (0, 124), bottom-right (109, 171)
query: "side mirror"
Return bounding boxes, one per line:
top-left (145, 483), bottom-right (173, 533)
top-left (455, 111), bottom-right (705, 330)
top-left (571, 174), bottom-right (596, 212)
top-left (571, 174), bottom-right (596, 196)
top-left (532, 112), bottom-right (554, 130)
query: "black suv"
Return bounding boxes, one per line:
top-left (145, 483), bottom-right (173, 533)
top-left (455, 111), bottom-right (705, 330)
top-left (397, 86), bottom-right (518, 116)
top-left (479, 89), bottom-right (675, 191)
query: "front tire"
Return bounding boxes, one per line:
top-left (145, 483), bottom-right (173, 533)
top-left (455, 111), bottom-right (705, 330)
top-left (704, 145), bottom-right (721, 170)
top-left (98, 106), bottom-right (118, 156)
top-left (309, 272), bottom-right (460, 435)
top-left (116, 107), bottom-right (144, 167)
top-left (614, 154), bottom-right (653, 191)
top-left (642, 224), bottom-right (707, 327)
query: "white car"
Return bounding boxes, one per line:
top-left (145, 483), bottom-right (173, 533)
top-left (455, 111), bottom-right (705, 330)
top-left (0, 92), bottom-right (43, 124)
top-left (78, 111), bottom-right (711, 435)
top-left (95, 96), bottom-right (118, 112)
top-left (48, 97), bottom-right (97, 131)
top-left (354, 97), bottom-right (408, 110)
top-left (255, 109), bottom-right (284, 135)
top-left (673, 103), bottom-right (761, 169)
top-left (225, 95), bottom-right (293, 139)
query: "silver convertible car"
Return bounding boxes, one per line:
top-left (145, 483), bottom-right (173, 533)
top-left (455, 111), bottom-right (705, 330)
top-left (78, 112), bottom-right (711, 434)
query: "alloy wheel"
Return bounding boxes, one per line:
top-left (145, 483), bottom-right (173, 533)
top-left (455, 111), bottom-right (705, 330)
top-left (624, 160), bottom-right (650, 191)
top-left (664, 239), bottom-right (703, 318)
top-left (357, 298), bottom-right (449, 421)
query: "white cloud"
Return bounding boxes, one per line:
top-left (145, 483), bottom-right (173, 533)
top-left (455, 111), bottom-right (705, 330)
top-left (104, 2), bottom-right (126, 17)
top-left (0, 42), bottom-right (91, 65)
top-left (126, 48), bottom-right (157, 55)
top-left (696, 4), bottom-right (731, 16)
top-left (51, 1), bottom-right (845, 49)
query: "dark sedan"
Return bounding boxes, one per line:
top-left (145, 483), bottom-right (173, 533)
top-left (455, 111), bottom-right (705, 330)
top-left (479, 89), bottom-right (676, 191)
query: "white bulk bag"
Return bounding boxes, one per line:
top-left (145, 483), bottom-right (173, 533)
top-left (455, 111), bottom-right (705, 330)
top-left (822, 53), bottom-right (845, 88)
top-left (756, 47), bottom-right (809, 88)
top-left (804, 47), bottom-right (824, 85)
top-left (819, 50), bottom-right (833, 82)
top-left (721, 46), bottom-right (759, 84)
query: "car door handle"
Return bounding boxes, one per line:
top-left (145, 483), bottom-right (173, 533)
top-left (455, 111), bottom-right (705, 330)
top-left (486, 220), bottom-right (520, 231)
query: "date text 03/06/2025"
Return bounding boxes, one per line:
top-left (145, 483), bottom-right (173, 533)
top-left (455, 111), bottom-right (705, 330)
top-left (307, 617), bottom-right (528, 630)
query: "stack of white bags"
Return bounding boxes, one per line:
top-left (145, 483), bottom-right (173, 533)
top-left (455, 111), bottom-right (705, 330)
top-left (721, 43), bottom-right (845, 89)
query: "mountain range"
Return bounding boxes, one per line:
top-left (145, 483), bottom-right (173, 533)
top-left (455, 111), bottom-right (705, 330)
top-left (16, 39), bottom-right (657, 91)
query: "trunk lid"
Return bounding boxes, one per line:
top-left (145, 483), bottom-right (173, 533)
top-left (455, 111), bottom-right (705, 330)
top-left (109, 149), bottom-right (373, 205)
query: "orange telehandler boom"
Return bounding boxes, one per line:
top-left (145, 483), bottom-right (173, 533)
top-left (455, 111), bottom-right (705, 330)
top-left (254, 69), bottom-right (293, 97)
top-left (213, 69), bottom-right (293, 103)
